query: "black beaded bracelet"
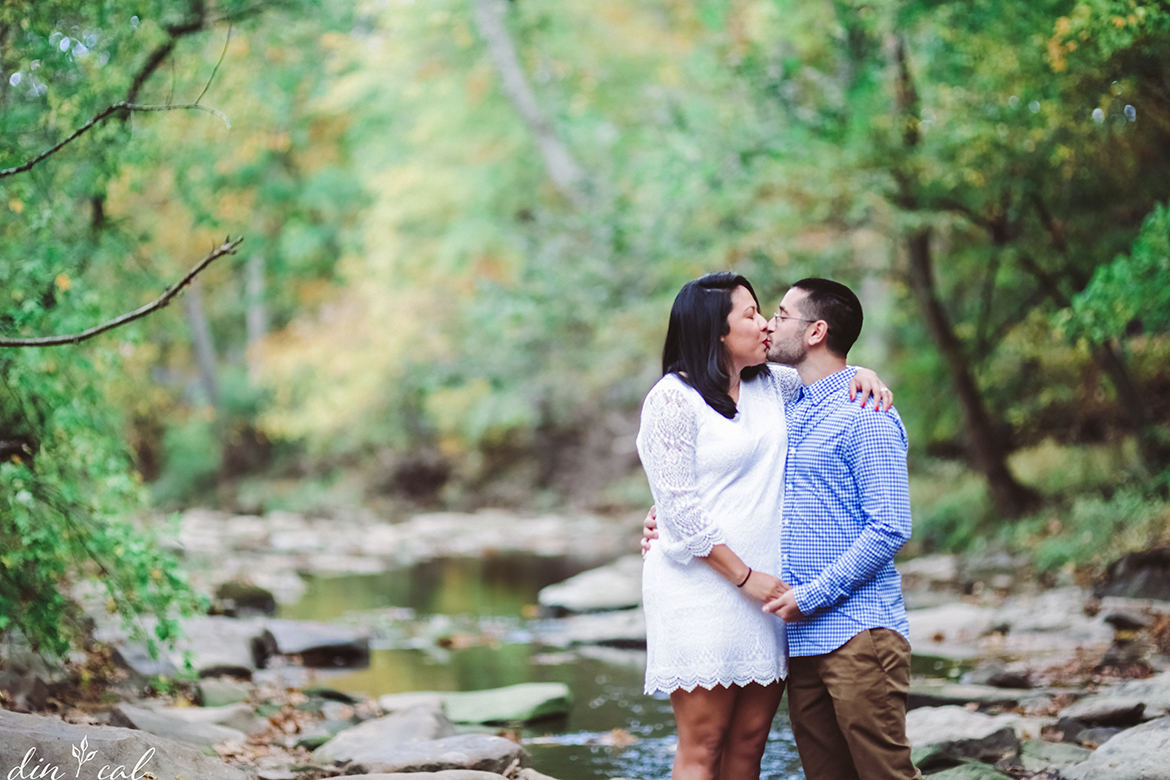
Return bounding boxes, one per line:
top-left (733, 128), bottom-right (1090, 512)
top-left (737, 568), bottom-right (752, 588)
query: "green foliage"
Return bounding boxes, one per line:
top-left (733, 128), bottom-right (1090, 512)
top-left (908, 463), bottom-right (993, 555)
top-left (1003, 489), bottom-right (1170, 573)
top-left (0, 1), bottom-right (320, 655)
top-left (1063, 202), bottom-right (1170, 341)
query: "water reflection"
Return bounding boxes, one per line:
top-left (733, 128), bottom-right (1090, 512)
top-left (281, 556), bottom-right (806, 779)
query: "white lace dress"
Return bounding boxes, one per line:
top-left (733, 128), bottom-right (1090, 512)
top-left (637, 365), bottom-right (799, 695)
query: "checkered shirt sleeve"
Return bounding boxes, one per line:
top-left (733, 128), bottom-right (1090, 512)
top-left (790, 408), bottom-right (911, 615)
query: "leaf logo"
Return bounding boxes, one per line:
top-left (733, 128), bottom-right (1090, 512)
top-left (71, 736), bottom-right (97, 777)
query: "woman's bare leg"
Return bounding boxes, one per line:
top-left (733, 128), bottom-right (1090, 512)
top-left (669, 685), bottom-right (738, 780)
top-left (719, 681), bottom-right (785, 780)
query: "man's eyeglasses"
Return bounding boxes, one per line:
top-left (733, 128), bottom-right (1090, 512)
top-left (773, 312), bottom-right (819, 326)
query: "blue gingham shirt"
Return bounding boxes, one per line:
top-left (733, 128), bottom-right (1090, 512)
top-left (782, 367), bottom-right (912, 656)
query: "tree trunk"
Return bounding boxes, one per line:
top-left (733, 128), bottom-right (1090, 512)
top-left (184, 277), bottom-right (219, 408)
top-left (245, 253), bottom-right (266, 381)
top-left (890, 34), bottom-right (1038, 517)
top-left (904, 229), bottom-right (1040, 516)
top-left (469, 0), bottom-right (586, 206)
top-left (1094, 340), bottom-right (1170, 471)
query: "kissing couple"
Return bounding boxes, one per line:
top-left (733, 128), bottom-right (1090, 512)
top-left (639, 273), bottom-right (922, 780)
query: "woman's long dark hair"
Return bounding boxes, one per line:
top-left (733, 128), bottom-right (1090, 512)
top-left (661, 272), bottom-right (765, 419)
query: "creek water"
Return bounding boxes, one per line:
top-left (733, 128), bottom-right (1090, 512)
top-left (279, 553), bottom-right (805, 780)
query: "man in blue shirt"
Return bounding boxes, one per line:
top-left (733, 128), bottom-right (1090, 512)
top-left (763, 278), bottom-right (920, 780)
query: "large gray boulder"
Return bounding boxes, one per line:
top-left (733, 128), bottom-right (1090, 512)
top-left (343, 734), bottom-right (527, 775)
top-left (1095, 548), bottom-right (1170, 601)
top-left (537, 555), bottom-right (643, 615)
top-left (109, 703), bottom-right (247, 754)
top-left (1061, 715), bottom-right (1170, 780)
top-left (0, 710), bottom-right (247, 779)
top-left (313, 704), bottom-right (456, 764)
top-left (444, 683), bottom-right (572, 724)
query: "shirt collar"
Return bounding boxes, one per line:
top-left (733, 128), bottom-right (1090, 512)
top-left (803, 366), bottom-right (857, 405)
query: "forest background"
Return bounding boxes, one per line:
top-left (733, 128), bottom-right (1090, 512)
top-left (2, 0), bottom-right (1169, 656)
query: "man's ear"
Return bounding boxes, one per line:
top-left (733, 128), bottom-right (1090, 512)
top-left (807, 320), bottom-right (830, 348)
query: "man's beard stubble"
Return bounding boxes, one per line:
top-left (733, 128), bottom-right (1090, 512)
top-left (767, 335), bottom-right (807, 367)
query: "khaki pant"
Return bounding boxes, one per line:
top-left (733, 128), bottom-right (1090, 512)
top-left (788, 628), bottom-right (923, 780)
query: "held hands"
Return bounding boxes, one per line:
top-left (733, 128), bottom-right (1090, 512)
top-left (641, 506), bottom-right (659, 556)
top-left (740, 569), bottom-right (790, 606)
top-left (763, 590), bottom-right (807, 621)
top-left (849, 368), bottom-right (894, 411)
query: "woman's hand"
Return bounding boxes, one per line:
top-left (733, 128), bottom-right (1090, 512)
top-left (850, 367), bottom-right (893, 411)
top-left (739, 569), bottom-right (791, 606)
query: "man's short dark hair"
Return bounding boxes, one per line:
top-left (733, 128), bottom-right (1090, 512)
top-left (791, 278), bottom-right (863, 358)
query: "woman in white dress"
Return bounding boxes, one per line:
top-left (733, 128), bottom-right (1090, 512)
top-left (638, 272), bottom-right (887, 780)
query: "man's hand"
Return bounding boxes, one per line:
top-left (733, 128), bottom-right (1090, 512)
top-left (641, 506), bottom-right (659, 556)
top-left (764, 589), bottom-right (806, 621)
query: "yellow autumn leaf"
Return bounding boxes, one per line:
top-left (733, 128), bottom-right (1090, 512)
top-left (55, 273), bottom-right (71, 292)
top-left (8, 199), bottom-right (22, 213)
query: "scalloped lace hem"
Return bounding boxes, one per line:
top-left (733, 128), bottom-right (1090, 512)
top-left (644, 669), bottom-right (787, 696)
top-left (660, 525), bottom-right (728, 563)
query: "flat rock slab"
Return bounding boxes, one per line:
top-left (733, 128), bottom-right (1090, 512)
top-left (146, 702), bottom-right (268, 735)
top-left (1017, 738), bottom-right (1091, 773)
top-left (379, 692), bottom-right (447, 714)
top-left (1106, 671), bottom-right (1170, 718)
top-left (908, 680), bottom-right (1025, 711)
top-left (347, 734), bottom-right (527, 775)
top-left (444, 683), bottom-right (572, 724)
top-left (1058, 695), bottom-right (1147, 726)
top-left (110, 703), bottom-right (247, 754)
top-left (0, 710), bottom-right (248, 780)
top-left (199, 676), bottom-right (253, 707)
top-left (907, 603), bottom-right (995, 659)
top-left (925, 764), bottom-right (1014, 780)
top-left (906, 705), bottom-right (1060, 770)
top-left (551, 609), bottom-right (647, 649)
top-left (265, 618), bottom-right (371, 667)
top-left (1061, 715), bottom-right (1170, 780)
top-left (538, 555), bottom-right (643, 615)
top-left (313, 705), bottom-right (455, 764)
top-left (342, 773), bottom-right (508, 780)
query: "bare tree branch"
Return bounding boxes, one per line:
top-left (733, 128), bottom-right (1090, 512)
top-left (0, 237), bottom-right (244, 348)
top-left (196, 25), bottom-right (233, 106)
top-left (469, 0), bottom-right (587, 206)
top-left (0, 102), bottom-right (230, 179)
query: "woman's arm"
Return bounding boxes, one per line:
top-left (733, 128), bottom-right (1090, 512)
top-left (849, 366), bottom-right (893, 411)
top-left (765, 364), bottom-right (892, 410)
top-left (638, 383), bottom-right (728, 562)
top-left (704, 544), bottom-right (791, 605)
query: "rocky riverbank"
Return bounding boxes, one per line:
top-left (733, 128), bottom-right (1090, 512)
top-left (5, 506), bottom-right (1170, 779)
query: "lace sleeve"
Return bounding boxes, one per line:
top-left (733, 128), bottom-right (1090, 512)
top-left (765, 364), bottom-right (803, 404)
top-left (638, 381), bottom-right (727, 563)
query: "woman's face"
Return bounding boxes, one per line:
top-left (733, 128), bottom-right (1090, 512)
top-left (721, 285), bottom-right (771, 373)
